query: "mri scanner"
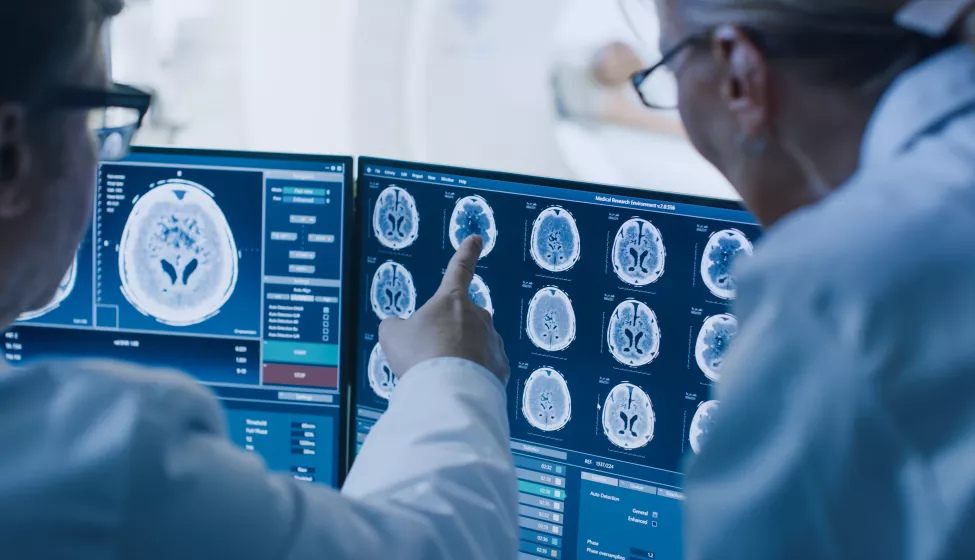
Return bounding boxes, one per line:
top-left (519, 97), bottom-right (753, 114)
top-left (351, 0), bottom-right (736, 199)
top-left (113, 0), bottom-right (737, 200)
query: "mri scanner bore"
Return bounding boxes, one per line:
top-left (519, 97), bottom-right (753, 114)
top-left (119, 179), bottom-right (239, 327)
top-left (522, 367), bottom-right (572, 432)
top-left (530, 206), bottom-right (582, 272)
top-left (612, 217), bottom-right (666, 286)
top-left (469, 274), bottom-right (495, 315)
top-left (19, 257), bottom-right (78, 321)
top-left (603, 382), bottom-right (655, 450)
top-left (607, 299), bottom-right (661, 367)
top-left (526, 286), bottom-right (577, 352)
top-left (701, 229), bottom-right (753, 300)
top-left (373, 185), bottom-right (420, 250)
top-left (695, 314), bottom-right (738, 382)
top-left (449, 195), bottom-right (498, 257)
top-left (689, 400), bottom-right (720, 455)
top-left (370, 261), bottom-right (418, 320)
top-left (367, 342), bottom-right (397, 400)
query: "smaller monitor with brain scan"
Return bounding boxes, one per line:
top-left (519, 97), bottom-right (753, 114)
top-left (7, 147), bottom-right (355, 488)
top-left (352, 158), bottom-right (762, 560)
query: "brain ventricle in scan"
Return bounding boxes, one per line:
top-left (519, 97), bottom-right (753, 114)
top-left (530, 206), bottom-right (581, 273)
top-left (522, 367), bottom-right (572, 432)
top-left (370, 260), bottom-right (418, 320)
top-left (449, 195), bottom-right (498, 257)
top-left (119, 179), bottom-right (239, 327)
top-left (695, 314), bottom-right (738, 382)
top-left (607, 299), bottom-right (661, 367)
top-left (526, 286), bottom-right (577, 352)
top-left (612, 218), bottom-right (666, 286)
top-left (701, 229), bottom-right (753, 299)
top-left (373, 185), bottom-right (420, 250)
top-left (603, 382), bottom-right (655, 450)
top-left (469, 274), bottom-right (495, 315)
top-left (689, 400), bottom-right (720, 454)
top-left (367, 342), bottom-right (397, 400)
top-left (19, 256), bottom-right (77, 321)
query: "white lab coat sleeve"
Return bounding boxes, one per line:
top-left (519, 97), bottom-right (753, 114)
top-left (682, 297), bottom-right (861, 559)
top-left (119, 357), bottom-right (517, 560)
top-left (340, 357), bottom-right (519, 559)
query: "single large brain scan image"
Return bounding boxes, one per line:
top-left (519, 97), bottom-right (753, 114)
top-left (522, 367), bottom-right (572, 432)
top-left (526, 287), bottom-right (577, 352)
top-left (19, 257), bottom-right (77, 321)
top-left (695, 314), bottom-right (738, 382)
top-left (701, 229), bottom-right (753, 300)
top-left (603, 382), bottom-right (655, 450)
top-left (607, 300), bottom-right (661, 367)
top-left (449, 195), bottom-right (498, 257)
top-left (689, 400), bottom-right (721, 455)
top-left (373, 185), bottom-right (420, 250)
top-left (119, 179), bottom-right (239, 327)
top-left (612, 218), bottom-right (666, 287)
top-left (469, 274), bottom-right (494, 315)
top-left (370, 261), bottom-right (417, 320)
top-left (530, 206), bottom-right (581, 273)
top-left (367, 342), bottom-right (397, 400)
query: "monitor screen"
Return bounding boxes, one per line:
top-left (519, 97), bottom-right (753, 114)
top-left (6, 147), bottom-right (354, 488)
top-left (352, 158), bottom-right (762, 560)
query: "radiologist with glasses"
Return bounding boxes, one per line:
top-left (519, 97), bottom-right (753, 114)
top-left (0, 1), bottom-right (517, 558)
top-left (622, 0), bottom-right (975, 557)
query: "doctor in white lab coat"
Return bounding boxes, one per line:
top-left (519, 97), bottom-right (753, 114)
top-left (0, 1), bottom-right (517, 558)
top-left (642, 0), bottom-right (975, 557)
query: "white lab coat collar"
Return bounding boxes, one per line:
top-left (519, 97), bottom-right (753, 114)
top-left (862, 46), bottom-right (975, 165)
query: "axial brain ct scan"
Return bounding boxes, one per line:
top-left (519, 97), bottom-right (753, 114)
top-left (370, 261), bottom-right (417, 320)
top-left (119, 178), bottom-right (239, 327)
top-left (373, 185), bottom-right (420, 250)
top-left (530, 206), bottom-right (582, 272)
top-left (526, 286), bottom-right (577, 352)
top-left (18, 257), bottom-right (78, 322)
top-left (449, 195), bottom-right (498, 257)
top-left (10, 149), bottom-right (353, 490)
top-left (607, 299), bottom-right (661, 367)
top-left (353, 159), bottom-right (761, 560)
top-left (613, 218), bottom-right (667, 286)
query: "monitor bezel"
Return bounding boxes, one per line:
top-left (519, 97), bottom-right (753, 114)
top-left (128, 146), bottom-right (357, 488)
top-left (348, 156), bottom-right (752, 469)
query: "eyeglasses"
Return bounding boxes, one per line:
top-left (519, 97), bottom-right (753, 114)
top-left (627, 7), bottom-right (948, 111)
top-left (631, 33), bottom-right (709, 110)
top-left (49, 83), bottom-right (152, 161)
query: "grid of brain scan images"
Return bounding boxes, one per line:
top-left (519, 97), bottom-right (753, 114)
top-left (7, 150), bottom-right (352, 489)
top-left (354, 160), bottom-right (761, 560)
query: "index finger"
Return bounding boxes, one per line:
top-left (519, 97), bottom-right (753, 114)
top-left (439, 235), bottom-right (483, 294)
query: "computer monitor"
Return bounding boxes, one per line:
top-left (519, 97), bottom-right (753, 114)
top-left (6, 147), bottom-right (354, 488)
top-left (351, 157), bottom-right (761, 560)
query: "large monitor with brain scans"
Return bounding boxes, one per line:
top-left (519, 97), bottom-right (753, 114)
top-left (7, 147), bottom-right (354, 488)
top-left (352, 157), bottom-right (762, 560)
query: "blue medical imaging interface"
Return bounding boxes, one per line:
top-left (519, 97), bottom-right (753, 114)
top-left (353, 158), bottom-right (762, 560)
top-left (6, 148), bottom-right (352, 488)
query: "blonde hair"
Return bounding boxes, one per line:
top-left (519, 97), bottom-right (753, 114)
top-left (677, 0), bottom-right (970, 87)
top-left (682, 0), bottom-right (906, 29)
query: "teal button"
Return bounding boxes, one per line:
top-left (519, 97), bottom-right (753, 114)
top-left (264, 341), bottom-right (338, 366)
top-left (284, 186), bottom-right (327, 196)
top-left (518, 480), bottom-right (567, 501)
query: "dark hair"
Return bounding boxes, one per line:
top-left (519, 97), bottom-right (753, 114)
top-left (0, 0), bottom-right (123, 103)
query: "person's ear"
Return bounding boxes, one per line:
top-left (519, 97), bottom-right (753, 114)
top-left (0, 104), bottom-right (32, 219)
top-left (712, 25), bottom-right (772, 149)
